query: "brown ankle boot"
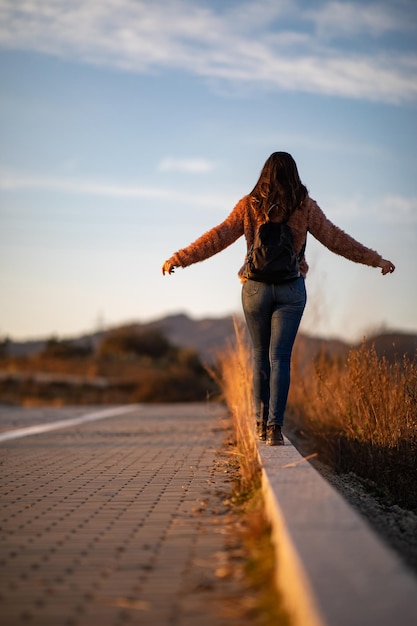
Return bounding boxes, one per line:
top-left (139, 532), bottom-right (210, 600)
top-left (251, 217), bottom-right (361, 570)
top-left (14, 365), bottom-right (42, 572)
top-left (256, 421), bottom-right (267, 441)
top-left (266, 425), bottom-right (284, 446)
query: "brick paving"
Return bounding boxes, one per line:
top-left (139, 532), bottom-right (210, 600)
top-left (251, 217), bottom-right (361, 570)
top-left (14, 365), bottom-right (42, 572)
top-left (0, 403), bottom-right (251, 626)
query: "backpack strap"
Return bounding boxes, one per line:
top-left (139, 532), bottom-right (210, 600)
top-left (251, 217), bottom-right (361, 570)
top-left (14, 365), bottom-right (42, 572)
top-left (267, 203), bottom-right (287, 222)
top-left (298, 240), bottom-right (306, 262)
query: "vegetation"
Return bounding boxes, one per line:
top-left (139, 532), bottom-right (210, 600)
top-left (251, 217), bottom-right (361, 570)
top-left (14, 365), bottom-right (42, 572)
top-left (41, 337), bottom-right (94, 359)
top-left (214, 319), bottom-right (261, 498)
top-left (215, 318), bottom-right (417, 512)
top-left (215, 319), bottom-right (291, 626)
top-left (98, 326), bottom-right (172, 359)
top-left (0, 326), bottom-right (217, 406)
top-left (288, 340), bottom-right (417, 510)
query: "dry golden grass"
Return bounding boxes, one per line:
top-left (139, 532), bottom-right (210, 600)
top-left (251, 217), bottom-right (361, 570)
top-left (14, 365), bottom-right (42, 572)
top-left (290, 341), bottom-right (417, 446)
top-left (289, 341), bottom-right (417, 509)
top-left (215, 319), bottom-right (291, 626)
top-left (213, 318), bottom-right (261, 498)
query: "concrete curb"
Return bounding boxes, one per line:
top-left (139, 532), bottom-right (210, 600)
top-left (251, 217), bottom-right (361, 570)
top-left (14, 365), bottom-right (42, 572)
top-left (258, 437), bottom-right (417, 626)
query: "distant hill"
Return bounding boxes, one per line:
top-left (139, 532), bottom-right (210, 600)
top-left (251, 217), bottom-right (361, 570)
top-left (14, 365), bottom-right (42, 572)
top-left (141, 313), bottom-right (238, 362)
top-left (3, 313), bottom-right (238, 363)
top-left (361, 332), bottom-right (417, 363)
top-left (3, 313), bottom-right (416, 364)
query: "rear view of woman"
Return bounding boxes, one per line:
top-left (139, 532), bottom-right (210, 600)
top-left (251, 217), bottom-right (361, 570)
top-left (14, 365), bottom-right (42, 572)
top-left (162, 152), bottom-right (395, 445)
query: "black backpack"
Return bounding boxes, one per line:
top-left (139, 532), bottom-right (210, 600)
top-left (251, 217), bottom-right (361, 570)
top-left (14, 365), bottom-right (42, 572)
top-left (244, 205), bottom-right (305, 284)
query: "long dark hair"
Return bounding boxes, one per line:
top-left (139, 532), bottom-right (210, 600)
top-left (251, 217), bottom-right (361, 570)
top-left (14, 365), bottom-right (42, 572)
top-left (250, 152), bottom-right (308, 219)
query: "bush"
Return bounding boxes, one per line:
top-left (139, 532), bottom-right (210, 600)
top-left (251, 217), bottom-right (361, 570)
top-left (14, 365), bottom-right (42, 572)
top-left (98, 326), bottom-right (172, 359)
top-left (41, 338), bottom-right (93, 359)
top-left (0, 326), bottom-right (219, 405)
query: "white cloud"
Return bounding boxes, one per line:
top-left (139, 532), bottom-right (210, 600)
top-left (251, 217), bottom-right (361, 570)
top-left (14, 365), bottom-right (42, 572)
top-left (0, 171), bottom-right (231, 209)
top-left (308, 1), bottom-right (416, 38)
top-left (0, 0), bottom-right (416, 103)
top-left (158, 157), bottom-right (216, 173)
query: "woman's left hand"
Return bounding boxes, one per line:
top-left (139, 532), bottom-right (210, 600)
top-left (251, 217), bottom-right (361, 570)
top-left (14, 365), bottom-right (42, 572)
top-left (379, 259), bottom-right (395, 275)
top-left (162, 261), bottom-right (176, 275)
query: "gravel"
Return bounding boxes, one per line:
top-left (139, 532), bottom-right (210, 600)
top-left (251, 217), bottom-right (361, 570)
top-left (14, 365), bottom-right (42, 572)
top-left (312, 458), bottom-right (417, 576)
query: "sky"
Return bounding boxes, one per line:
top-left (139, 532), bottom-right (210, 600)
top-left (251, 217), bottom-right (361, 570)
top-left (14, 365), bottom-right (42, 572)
top-left (1, 0), bottom-right (416, 343)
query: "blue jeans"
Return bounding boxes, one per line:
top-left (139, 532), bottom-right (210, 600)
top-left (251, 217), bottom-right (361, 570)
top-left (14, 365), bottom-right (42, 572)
top-left (241, 277), bottom-right (306, 427)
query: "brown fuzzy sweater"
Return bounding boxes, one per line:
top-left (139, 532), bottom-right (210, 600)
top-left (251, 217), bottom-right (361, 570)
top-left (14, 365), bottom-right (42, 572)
top-left (167, 194), bottom-right (382, 279)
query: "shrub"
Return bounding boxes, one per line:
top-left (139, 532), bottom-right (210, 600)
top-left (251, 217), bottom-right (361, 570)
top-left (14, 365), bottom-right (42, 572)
top-left (41, 338), bottom-right (93, 359)
top-left (98, 326), bottom-right (172, 359)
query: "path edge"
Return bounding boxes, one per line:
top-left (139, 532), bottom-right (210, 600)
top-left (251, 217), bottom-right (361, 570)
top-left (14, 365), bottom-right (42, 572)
top-left (258, 437), bottom-right (417, 626)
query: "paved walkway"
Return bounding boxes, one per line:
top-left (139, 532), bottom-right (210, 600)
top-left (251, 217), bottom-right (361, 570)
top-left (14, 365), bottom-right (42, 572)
top-left (0, 403), bottom-right (252, 626)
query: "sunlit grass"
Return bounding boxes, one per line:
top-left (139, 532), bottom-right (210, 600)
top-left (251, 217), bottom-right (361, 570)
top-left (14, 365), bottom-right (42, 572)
top-left (214, 318), bottom-right (261, 498)
top-left (215, 319), bottom-right (291, 626)
top-left (290, 341), bottom-right (417, 446)
top-left (288, 340), bottom-right (417, 509)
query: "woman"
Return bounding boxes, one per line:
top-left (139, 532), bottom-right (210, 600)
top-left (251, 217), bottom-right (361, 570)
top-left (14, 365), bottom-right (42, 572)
top-left (162, 152), bottom-right (395, 446)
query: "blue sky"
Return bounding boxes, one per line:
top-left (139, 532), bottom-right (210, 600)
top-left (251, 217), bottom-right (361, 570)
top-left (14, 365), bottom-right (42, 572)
top-left (1, 0), bottom-right (416, 342)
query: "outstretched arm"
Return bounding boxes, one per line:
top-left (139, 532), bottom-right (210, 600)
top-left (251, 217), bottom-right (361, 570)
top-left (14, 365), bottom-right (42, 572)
top-left (162, 198), bottom-right (245, 275)
top-left (308, 199), bottom-right (395, 274)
